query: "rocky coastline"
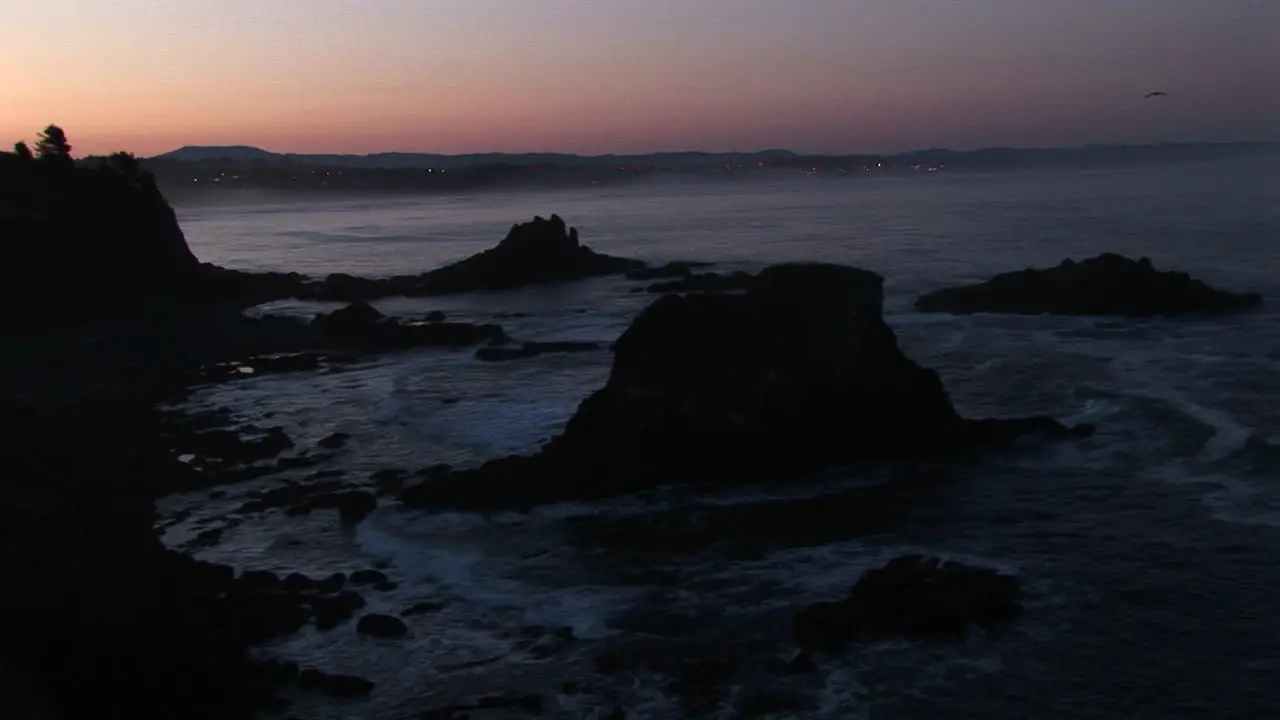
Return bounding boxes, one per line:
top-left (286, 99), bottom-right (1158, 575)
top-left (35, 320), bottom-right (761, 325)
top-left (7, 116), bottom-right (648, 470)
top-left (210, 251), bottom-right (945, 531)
top-left (11, 145), bottom-right (1252, 717)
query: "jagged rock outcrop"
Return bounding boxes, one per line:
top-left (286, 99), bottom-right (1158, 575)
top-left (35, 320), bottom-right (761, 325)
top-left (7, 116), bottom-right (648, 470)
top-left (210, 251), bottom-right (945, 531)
top-left (916, 253), bottom-right (1263, 316)
top-left (400, 214), bottom-right (642, 295)
top-left (198, 215), bottom-right (645, 304)
top-left (400, 263), bottom-right (1092, 510)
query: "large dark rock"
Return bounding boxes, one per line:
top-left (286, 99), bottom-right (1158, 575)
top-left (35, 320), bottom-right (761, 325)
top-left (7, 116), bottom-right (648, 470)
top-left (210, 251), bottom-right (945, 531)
top-left (916, 253), bottom-right (1263, 316)
top-left (792, 554), bottom-right (1022, 653)
top-left (400, 263), bottom-right (1091, 510)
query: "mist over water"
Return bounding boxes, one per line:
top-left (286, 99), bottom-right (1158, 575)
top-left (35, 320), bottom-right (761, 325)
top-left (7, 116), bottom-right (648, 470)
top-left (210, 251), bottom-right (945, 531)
top-left (163, 159), bottom-right (1280, 718)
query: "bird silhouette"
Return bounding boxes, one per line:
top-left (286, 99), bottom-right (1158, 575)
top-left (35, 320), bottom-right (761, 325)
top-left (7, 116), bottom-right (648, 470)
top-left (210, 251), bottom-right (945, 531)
top-left (1144, 91), bottom-right (1168, 99)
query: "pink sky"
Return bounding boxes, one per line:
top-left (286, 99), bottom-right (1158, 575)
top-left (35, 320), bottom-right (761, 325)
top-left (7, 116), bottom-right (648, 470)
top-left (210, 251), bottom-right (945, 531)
top-left (3, 0), bottom-right (1276, 157)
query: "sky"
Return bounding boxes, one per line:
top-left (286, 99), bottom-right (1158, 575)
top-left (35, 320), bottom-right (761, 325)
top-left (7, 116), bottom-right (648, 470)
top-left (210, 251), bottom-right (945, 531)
top-left (2, 0), bottom-right (1277, 157)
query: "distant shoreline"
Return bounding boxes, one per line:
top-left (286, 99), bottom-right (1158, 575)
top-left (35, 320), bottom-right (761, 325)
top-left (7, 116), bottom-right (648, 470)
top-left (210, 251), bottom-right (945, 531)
top-left (154, 146), bottom-right (1275, 205)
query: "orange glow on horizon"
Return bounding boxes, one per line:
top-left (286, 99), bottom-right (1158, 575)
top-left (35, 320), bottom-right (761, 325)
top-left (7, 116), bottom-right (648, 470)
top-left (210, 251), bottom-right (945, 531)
top-left (2, 1), bottom-right (1275, 157)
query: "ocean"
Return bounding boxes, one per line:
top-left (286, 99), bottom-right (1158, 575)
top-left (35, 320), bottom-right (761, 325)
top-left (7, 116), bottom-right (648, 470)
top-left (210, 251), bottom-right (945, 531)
top-left (161, 158), bottom-right (1280, 719)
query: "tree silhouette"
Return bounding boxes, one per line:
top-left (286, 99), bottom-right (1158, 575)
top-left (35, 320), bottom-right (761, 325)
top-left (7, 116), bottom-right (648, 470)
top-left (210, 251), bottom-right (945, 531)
top-left (96, 151), bottom-right (148, 185)
top-left (13, 141), bottom-right (33, 160)
top-left (35, 124), bottom-right (73, 167)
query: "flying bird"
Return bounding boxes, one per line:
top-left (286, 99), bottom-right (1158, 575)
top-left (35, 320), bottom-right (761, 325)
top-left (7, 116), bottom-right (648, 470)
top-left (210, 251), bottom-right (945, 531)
top-left (1144, 91), bottom-right (1167, 99)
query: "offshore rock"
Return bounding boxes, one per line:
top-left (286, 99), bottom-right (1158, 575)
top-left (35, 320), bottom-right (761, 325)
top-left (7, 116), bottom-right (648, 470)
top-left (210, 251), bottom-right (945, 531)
top-left (401, 263), bottom-right (1091, 510)
top-left (792, 554), bottom-right (1022, 653)
top-left (916, 253), bottom-right (1263, 316)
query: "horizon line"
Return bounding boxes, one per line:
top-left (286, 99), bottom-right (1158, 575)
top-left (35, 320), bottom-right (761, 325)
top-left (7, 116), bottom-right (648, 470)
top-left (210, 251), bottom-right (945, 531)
top-left (144, 138), bottom-right (1279, 161)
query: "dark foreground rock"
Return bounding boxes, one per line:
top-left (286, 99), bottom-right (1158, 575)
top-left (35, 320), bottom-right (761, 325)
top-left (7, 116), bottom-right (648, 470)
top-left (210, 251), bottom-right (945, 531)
top-left (401, 263), bottom-right (1092, 510)
top-left (0, 396), bottom-right (292, 718)
top-left (792, 555), bottom-right (1022, 653)
top-left (916, 253), bottom-right (1264, 316)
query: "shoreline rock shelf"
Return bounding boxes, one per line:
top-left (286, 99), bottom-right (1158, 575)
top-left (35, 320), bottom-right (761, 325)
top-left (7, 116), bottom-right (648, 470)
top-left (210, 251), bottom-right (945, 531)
top-left (915, 253), bottom-right (1264, 316)
top-left (400, 263), bottom-right (1095, 511)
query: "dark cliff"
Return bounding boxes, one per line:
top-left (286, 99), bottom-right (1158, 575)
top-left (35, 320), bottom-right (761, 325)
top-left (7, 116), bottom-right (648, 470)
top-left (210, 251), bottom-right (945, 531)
top-left (1, 151), bottom-right (201, 323)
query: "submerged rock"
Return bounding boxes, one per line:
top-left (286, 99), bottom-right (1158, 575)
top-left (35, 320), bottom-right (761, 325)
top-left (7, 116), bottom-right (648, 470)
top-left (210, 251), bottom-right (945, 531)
top-left (355, 613), bottom-right (408, 639)
top-left (916, 253), bottom-right (1263, 316)
top-left (297, 668), bottom-right (374, 698)
top-left (312, 302), bottom-right (504, 349)
top-left (474, 340), bottom-right (601, 362)
top-left (625, 261), bottom-right (712, 280)
top-left (400, 263), bottom-right (1090, 510)
top-left (642, 270), bottom-right (755, 294)
top-left (792, 554), bottom-right (1022, 653)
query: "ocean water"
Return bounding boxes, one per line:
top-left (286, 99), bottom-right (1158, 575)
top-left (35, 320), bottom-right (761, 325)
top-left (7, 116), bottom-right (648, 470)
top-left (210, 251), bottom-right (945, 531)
top-left (160, 159), bottom-right (1280, 719)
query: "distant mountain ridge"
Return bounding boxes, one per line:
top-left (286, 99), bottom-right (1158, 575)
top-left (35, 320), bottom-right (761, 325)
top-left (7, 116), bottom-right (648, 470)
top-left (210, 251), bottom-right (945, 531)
top-left (151, 146), bottom-right (803, 169)
top-left (150, 142), bottom-right (1276, 170)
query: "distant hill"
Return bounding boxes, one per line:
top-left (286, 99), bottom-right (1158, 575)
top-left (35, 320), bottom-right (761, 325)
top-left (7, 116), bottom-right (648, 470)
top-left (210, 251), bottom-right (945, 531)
top-left (155, 145), bottom-right (281, 163)
top-left (151, 146), bottom-right (802, 170)
top-left (149, 142), bottom-right (1275, 171)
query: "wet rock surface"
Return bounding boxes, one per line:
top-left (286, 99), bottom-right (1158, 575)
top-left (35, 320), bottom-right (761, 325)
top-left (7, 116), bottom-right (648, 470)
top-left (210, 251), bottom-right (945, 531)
top-left (356, 613), bottom-right (409, 639)
top-left (916, 253), bottom-right (1264, 316)
top-left (792, 554), bottom-right (1023, 654)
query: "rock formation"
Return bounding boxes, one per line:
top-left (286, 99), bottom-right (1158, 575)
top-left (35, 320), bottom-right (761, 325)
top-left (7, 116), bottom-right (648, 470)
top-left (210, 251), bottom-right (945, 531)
top-left (401, 214), bottom-right (642, 295)
top-left (916, 253), bottom-right (1263, 316)
top-left (400, 263), bottom-right (1093, 510)
top-left (200, 215), bottom-right (645, 304)
top-left (791, 554), bottom-right (1022, 653)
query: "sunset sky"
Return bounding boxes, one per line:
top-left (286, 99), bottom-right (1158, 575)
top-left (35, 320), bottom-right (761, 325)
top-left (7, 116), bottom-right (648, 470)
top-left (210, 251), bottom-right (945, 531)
top-left (3, 0), bottom-right (1277, 157)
